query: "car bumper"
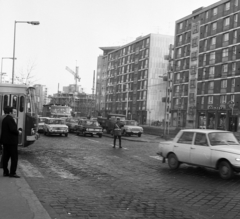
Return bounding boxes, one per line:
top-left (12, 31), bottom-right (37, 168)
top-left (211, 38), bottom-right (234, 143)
top-left (232, 164), bottom-right (240, 172)
top-left (49, 130), bottom-right (68, 134)
top-left (85, 131), bottom-right (103, 135)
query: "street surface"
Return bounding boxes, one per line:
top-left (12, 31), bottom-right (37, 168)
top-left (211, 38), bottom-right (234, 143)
top-left (17, 133), bottom-right (240, 219)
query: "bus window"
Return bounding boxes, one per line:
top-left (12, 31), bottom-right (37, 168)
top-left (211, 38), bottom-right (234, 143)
top-left (3, 95), bottom-right (8, 108)
top-left (20, 96), bottom-right (24, 112)
top-left (12, 95), bottom-right (18, 109)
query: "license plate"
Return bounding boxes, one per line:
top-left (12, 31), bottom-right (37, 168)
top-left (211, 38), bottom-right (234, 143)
top-left (27, 136), bottom-right (35, 141)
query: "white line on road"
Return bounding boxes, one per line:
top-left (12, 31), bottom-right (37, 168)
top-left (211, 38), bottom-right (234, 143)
top-left (19, 160), bottom-right (44, 178)
top-left (150, 156), bottom-right (163, 160)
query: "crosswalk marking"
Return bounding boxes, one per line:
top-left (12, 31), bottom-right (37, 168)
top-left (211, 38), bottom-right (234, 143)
top-left (19, 160), bottom-right (44, 178)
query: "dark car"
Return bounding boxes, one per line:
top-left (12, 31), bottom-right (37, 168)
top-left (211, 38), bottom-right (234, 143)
top-left (76, 119), bottom-right (103, 138)
top-left (65, 117), bottom-right (79, 133)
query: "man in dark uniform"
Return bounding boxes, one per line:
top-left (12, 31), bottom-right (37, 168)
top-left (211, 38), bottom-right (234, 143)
top-left (113, 118), bottom-right (123, 148)
top-left (1, 106), bottom-right (21, 178)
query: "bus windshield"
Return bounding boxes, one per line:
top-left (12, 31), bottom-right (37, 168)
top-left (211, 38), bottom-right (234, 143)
top-left (26, 87), bottom-right (37, 116)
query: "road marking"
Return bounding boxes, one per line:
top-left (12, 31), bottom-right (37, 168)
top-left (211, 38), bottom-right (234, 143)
top-left (19, 160), bottom-right (44, 178)
top-left (87, 138), bottom-right (99, 143)
top-left (150, 156), bottom-right (163, 160)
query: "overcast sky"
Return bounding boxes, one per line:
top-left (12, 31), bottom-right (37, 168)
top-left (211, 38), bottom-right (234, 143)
top-left (0, 0), bottom-right (218, 95)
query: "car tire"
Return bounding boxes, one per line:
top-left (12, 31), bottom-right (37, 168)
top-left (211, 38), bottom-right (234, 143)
top-left (138, 133), bottom-right (141, 137)
top-left (98, 134), bottom-right (102, 138)
top-left (44, 131), bottom-right (46, 136)
top-left (167, 153), bottom-right (180, 170)
top-left (218, 160), bottom-right (233, 180)
top-left (65, 133), bottom-right (68, 137)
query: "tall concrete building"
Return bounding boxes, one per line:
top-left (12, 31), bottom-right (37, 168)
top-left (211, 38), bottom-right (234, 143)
top-left (96, 33), bottom-right (173, 125)
top-left (172, 0), bottom-right (240, 131)
top-left (34, 84), bottom-right (48, 115)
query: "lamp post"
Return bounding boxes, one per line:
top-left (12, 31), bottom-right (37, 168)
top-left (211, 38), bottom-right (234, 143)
top-left (12, 21), bottom-right (40, 84)
top-left (126, 84), bottom-right (129, 117)
top-left (1, 57), bottom-right (16, 83)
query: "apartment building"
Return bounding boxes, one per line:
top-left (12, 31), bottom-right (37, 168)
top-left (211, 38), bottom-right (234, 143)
top-left (97, 34), bottom-right (173, 125)
top-left (34, 84), bottom-right (48, 115)
top-left (173, 0), bottom-right (240, 131)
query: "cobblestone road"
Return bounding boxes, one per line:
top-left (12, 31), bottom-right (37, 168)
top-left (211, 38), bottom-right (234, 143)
top-left (18, 133), bottom-right (240, 219)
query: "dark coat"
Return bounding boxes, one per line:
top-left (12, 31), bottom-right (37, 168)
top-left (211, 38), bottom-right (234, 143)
top-left (1, 115), bottom-right (19, 145)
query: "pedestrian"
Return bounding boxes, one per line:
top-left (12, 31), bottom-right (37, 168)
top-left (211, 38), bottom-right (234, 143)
top-left (0, 113), bottom-right (7, 168)
top-left (113, 118), bottom-right (123, 148)
top-left (1, 106), bottom-right (21, 178)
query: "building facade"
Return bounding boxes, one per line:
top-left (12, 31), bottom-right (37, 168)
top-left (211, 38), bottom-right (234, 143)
top-left (172, 0), bottom-right (240, 131)
top-left (34, 84), bottom-right (48, 115)
top-left (97, 34), bottom-right (173, 125)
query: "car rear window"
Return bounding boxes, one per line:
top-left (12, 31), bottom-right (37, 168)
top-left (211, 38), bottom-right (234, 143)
top-left (177, 132), bottom-right (194, 144)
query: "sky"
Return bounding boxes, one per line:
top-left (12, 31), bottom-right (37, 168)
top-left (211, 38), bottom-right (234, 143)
top-left (0, 0), bottom-right (218, 95)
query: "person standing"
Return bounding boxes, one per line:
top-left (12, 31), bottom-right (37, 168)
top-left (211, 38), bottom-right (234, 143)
top-left (0, 113), bottom-right (7, 168)
top-left (113, 118), bottom-right (122, 148)
top-left (1, 106), bottom-right (21, 178)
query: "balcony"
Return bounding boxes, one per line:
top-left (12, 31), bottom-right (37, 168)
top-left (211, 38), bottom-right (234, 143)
top-left (209, 59), bottom-right (215, 64)
top-left (208, 88), bottom-right (214, 94)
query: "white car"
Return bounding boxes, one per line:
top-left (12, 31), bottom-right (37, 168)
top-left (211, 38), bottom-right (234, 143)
top-left (121, 120), bottom-right (143, 137)
top-left (43, 118), bottom-right (69, 137)
top-left (37, 117), bottom-right (49, 133)
top-left (157, 129), bottom-right (240, 179)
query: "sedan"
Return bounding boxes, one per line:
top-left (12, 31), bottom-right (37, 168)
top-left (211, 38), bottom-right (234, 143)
top-left (157, 129), bottom-right (240, 179)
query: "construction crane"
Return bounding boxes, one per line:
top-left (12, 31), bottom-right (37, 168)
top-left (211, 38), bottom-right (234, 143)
top-left (65, 66), bottom-right (80, 92)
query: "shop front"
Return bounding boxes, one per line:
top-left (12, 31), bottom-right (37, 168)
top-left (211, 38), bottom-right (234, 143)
top-left (197, 109), bottom-right (239, 132)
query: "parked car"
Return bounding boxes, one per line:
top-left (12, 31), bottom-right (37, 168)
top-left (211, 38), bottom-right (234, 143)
top-left (43, 118), bottom-right (68, 137)
top-left (76, 119), bottom-right (103, 138)
top-left (121, 120), bottom-right (143, 137)
top-left (157, 129), bottom-right (240, 179)
top-left (38, 117), bottom-right (49, 133)
top-left (65, 117), bottom-right (79, 133)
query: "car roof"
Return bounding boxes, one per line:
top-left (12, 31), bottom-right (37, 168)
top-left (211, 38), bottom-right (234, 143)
top-left (181, 129), bottom-right (230, 134)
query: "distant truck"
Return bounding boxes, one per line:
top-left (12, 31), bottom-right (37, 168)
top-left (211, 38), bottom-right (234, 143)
top-left (97, 113), bottom-right (126, 134)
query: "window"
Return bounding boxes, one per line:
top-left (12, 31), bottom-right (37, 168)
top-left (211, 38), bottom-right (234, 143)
top-left (203, 68), bottom-right (206, 78)
top-left (213, 7), bottom-right (218, 16)
top-left (190, 79), bottom-right (195, 88)
top-left (179, 22), bottom-right (183, 30)
top-left (192, 23), bottom-right (198, 33)
top-left (195, 133), bottom-right (208, 146)
top-left (220, 95), bottom-right (227, 104)
top-left (201, 96), bottom-right (204, 104)
top-left (209, 81), bottom-right (214, 89)
top-left (205, 25), bottom-right (208, 33)
top-left (212, 22), bottom-right (217, 30)
top-left (222, 48), bottom-right (228, 58)
top-left (222, 64), bottom-right (228, 73)
top-left (177, 48), bottom-right (182, 57)
top-left (178, 35), bottom-right (182, 44)
top-left (225, 2), bottom-right (230, 10)
top-left (211, 37), bottom-right (216, 45)
top-left (221, 79), bottom-right (227, 88)
top-left (203, 39), bottom-right (207, 50)
top-left (231, 94), bottom-right (235, 102)
top-left (235, 0), bottom-right (238, 6)
top-left (224, 17), bottom-right (230, 26)
top-left (210, 52), bottom-right (215, 61)
top-left (208, 96), bottom-right (213, 104)
top-left (233, 30), bottom-right (237, 42)
top-left (232, 62), bottom-right (236, 72)
top-left (202, 82), bottom-right (205, 91)
top-left (223, 33), bottom-right (229, 42)
top-left (205, 11), bottom-right (209, 19)
top-left (191, 51), bottom-right (197, 60)
top-left (209, 66), bottom-right (215, 77)
top-left (234, 14), bottom-right (238, 23)
top-left (233, 46), bottom-right (237, 56)
top-left (232, 78), bottom-right (235, 87)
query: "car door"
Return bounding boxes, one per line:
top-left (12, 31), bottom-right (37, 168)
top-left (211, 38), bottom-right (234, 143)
top-left (173, 131), bottom-right (194, 163)
top-left (190, 133), bottom-right (211, 167)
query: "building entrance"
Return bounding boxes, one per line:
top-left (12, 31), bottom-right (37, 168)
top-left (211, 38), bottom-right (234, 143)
top-left (229, 116), bottom-right (238, 132)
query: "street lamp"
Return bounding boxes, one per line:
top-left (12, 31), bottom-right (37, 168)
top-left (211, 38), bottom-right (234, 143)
top-left (12, 21), bottom-right (40, 84)
top-left (1, 57), bottom-right (16, 83)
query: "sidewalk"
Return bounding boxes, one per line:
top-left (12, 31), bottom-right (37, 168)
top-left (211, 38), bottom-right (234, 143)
top-left (0, 167), bottom-right (51, 219)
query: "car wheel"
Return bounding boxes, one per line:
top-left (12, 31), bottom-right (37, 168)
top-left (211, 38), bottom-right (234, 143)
top-left (65, 133), bottom-right (68, 137)
top-left (219, 160), bottom-right (233, 179)
top-left (167, 153), bottom-right (180, 170)
top-left (138, 133), bottom-right (142, 137)
top-left (98, 134), bottom-right (102, 138)
top-left (44, 131), bottom-right (46, 136)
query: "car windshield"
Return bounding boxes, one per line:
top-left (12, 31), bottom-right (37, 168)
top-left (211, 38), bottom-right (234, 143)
top-left (125, 120), bottom-right (138, 126)
top-left (70, 119), bottom-right (78, 122)
top-left (84, 121), bottom-right (100, 127)
top-left (48, 120), bottom-right (65, 124)
top-left (208, 132), bottom-right (239, 146)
